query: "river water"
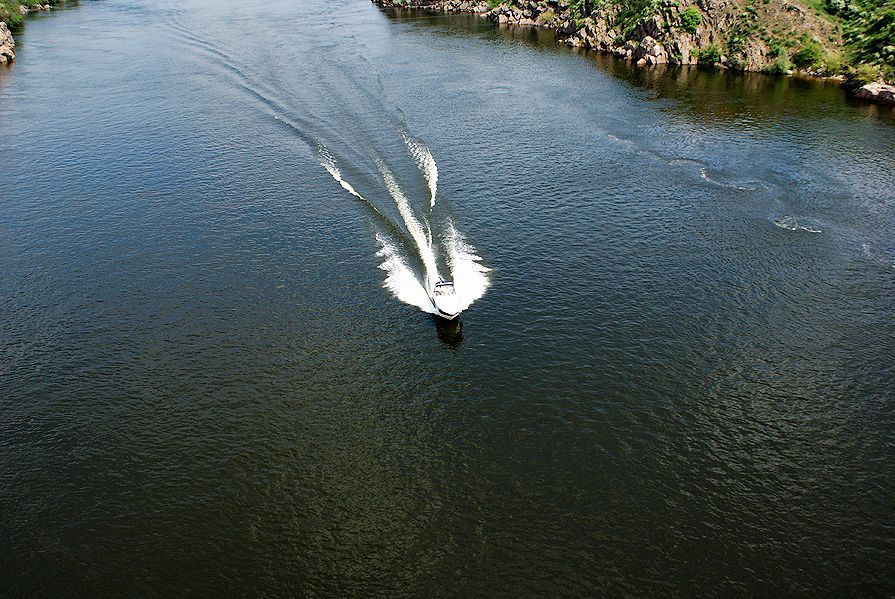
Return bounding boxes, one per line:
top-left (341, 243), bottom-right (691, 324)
top-left (1, 0), bottom-right (894, 595)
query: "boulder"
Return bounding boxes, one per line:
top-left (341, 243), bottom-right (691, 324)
top-left (668, 37), bottom-right (695, 64)
top-left (634, 15), bottom-right (664, 40)
top-left (854, 82), bottom-right (895, 105)
top-left (0, 21), bottom-right (14, 65)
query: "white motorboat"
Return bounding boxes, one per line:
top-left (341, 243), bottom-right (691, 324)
top-left (429, 279), bottom-right (461, 320)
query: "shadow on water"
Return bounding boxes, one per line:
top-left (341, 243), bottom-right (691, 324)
top-left (579, 52), bottom-right (895, 122)
top-left (382, 7), bottom-right (895, 123)
top-left (433, 315), bottom-right (463, 347)
top-left (384, 7), bottom-right (565, 50)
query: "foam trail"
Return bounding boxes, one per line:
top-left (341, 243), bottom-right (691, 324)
top-left (773, 216), bottom-right (822, 234)
top-left (403, 133), bottom-right (439, 208)
top-left (376, 233), bottom-right (436, 313)
top-left (445, 220), bottom-right (491, 311)
top-left (319, 146), bottom-right (489, 318)
top-left (319, 147), bottom-right (394, 222)
top-left (374, 156), bottom-right (440, 282)
top-left (319, 147), bottom-right (364, 200)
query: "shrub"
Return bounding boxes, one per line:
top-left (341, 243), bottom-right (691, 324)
top-left (821, 51), bottom-right (843, 74)
top-left (793, 39), bottom-right (824, 68)
top-left (696, 43), bottom-right (722, 64)
top-left (0, 5), bottom-right (23, 28)
top-left (680, 5), bottom-right (701, 33)
top-left (765, 49), bottom-right (792, 73)
top-left (849, 62), bottom-right (881, 85)
top-left (727, 33), bottom-right (747, 54)
top-left (825, 0), bottom-right (857, 18)
top-left (616, 0), bottom-right (660, 37)
top-left (0, 0), bottom-right (58, 28)
top-left (843, 0), bottom-right (895, 70)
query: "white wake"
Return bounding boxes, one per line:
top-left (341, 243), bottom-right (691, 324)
top-left (320, 143), bottom-right (488, 318)
top-left (374, 155), bottom-right (441, 283)
top-left (375, 233), bottom-right (436, 314)
top-left (445, 221), bottom-right (491, 311)
top-left (403, 133), bottom-right (439, 208)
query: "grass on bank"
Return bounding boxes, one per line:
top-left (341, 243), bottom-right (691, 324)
top-left (840, 0), bottom-right (895, 80)
top-left (586, 0), bottom-right (892, 82)
top-left (1, 0), bottom-right (58, 28)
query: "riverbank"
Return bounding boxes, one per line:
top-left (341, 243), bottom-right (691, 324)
top-left (374, 0), bottom-right (895, 104)
top-left (0, 0), bottom-right (56, 64)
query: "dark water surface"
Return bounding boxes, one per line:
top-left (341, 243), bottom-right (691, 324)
top-left (2, 0), bottom-right (894, 595)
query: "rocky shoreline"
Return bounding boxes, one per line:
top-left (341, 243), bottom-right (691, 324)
top-left (0, 2), bottom-right (53, 65)
top-left (0, 22), bottom-right (13, 64)
top-left (3, 0), bottom-right (893, 105)
top-left (374, 0), bottom-right (895, 105)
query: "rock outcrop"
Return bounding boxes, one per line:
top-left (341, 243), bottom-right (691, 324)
top-left (853, 82), bottom-right (895, 105)
top-left (375, 0), bottom-right (808, 69)
top-left (1, 3), bottom-right (55, 66)
top-left (0, 21), bottom-right (14, 65)
top-left (20, 3), bottom-right (52, 14)
top-left (373, 0), bottom-right (894, 104)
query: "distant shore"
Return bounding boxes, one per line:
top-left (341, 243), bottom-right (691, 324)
top-left (3, 0), bottom-right (892, 106)
top-left (374, 0), bottom-right (895, 105)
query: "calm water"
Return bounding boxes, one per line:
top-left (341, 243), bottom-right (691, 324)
top-left (2, 0), bottom-right (894, 595)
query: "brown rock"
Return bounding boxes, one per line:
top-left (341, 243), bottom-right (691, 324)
top-left (854, 82), bottom-right (895, 105)
top-left (0, 21), bottom-right (15, 65)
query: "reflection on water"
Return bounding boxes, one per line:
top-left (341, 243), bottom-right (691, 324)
top-left (386, 7), bottom-right (895, 124)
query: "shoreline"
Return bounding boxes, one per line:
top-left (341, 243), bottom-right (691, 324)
top-left (0, 1), bottom-right (55, 65)
top-left (374, 0), bottom-right (895, 105)
top-left (3, 0), bottom-right (893, 106)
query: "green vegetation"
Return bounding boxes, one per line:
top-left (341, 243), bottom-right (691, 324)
top-left (842, 0), bottom-right (895, 79)
top-left (848, 61), bottom-right (882, 83)
top-left (822, 50), bottom-right (843, 73)
top-left (696, 43), bottom-right (722, 63)
top-left (1, 0), bottom-right (57, 28)
top-left (723, 2), bottom-right (760, 57)
top-left (615, 0), bottom-right (659, 37)
top-left (764, 48), bottom-right (792, 73)
top-left (680, 5), bottom-right (701, 33)
top-left (568, 0), bottom-right (587, 22)
top-left (811, 0), bottom-right (894, 79)
top-left (793, 38), bottom-right (824, 66)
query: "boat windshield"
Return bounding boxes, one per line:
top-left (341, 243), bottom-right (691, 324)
top-left (434, 283), bottom-right (455, 296)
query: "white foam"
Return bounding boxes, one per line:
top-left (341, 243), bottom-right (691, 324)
top-left (700, 167), bottom-right (759, 191)
top-left (403, 133), bottom-right (439, 208)
top-left (445, 220), bottom-right (491, 312)
top-left (376, 233), bottom-right (437, 314)
top-left (773, 216), bottom-right (823, 234)
top-left (374, 156), bottom-right (441, 282)
top-left (320, 147), bottom-right (365, 202)
top-left (320, 145), bottom-right (490, 317)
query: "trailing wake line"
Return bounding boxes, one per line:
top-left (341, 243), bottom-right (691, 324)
top-left (319, 142), bottom-right (489, 318)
